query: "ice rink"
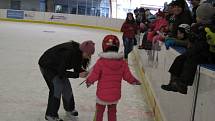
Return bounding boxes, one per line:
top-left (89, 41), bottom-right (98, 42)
top-left (0, 21), bottom-right (153, 121)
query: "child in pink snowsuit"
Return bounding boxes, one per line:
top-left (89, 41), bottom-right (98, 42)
top-left (147, 10), bottom-right (168, 42)
top-left (85, 35), bottom-right (141, 121)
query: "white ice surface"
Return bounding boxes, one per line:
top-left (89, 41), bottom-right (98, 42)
top-left (0, 21), bottom-right (153, 121)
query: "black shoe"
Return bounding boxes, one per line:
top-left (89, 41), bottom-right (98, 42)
top-left (161, 84), bottom-right (178, 92)
top-left (176, 83), bottom-right (188, 94)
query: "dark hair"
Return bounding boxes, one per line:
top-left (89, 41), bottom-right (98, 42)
top-left (126, 13), bottom-right (135, 23)
top-left (82, 58), bottom-right (90, 69)
top-left (178, 27), bottom-right (186, 34)
top-left (134, 8), bottom-right (139, 14)
top-left (139, 8), bottom-right (145, 13)
top-left (178, 27), bottom-right (189, 39)
top-left (171, 0), bottom-right (186, 10)
top-left (104, 46), bottom-right (119, 52)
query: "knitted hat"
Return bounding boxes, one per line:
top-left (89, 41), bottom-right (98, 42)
top-left (80, 40), bottom-right (95, 55)
top-left (102, 35), bottom-right (120, 52)
top-left (196, 3), bottom-right (215, 22)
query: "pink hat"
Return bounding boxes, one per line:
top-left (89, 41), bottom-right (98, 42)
top-left (80, 40), bottom-right (95, 55)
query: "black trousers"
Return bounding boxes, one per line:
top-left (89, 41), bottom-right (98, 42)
top-left (40, 67), bottom-right (75, 117)
top-left (169, 51), bottom-right (215, 86)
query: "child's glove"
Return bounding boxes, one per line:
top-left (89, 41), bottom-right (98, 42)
top-left (205, 27), bottom-right (215, 46)
top-left (86, 82), bottom-right (92, 88)
top-left (165, 38), bottom-right (176, 49)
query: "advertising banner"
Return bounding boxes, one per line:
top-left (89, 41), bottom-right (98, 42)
top-left (7, 9), bottom-right (24, 19)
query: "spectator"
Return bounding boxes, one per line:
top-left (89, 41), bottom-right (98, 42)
top-left (149, 10), bottom-right (168, 42)
top-left (121, 12), bottom-right (138, 60)
top-left (139, 10), bottom-right (168, 49)
top-left (135, 8), bottom-right (149, 46)
top-left (150, 10), bottom-right (168, 33)
top-left (166, 2), bottom-right (176, 36)
top-left (165, 24), bottom-right (191, 49)
top-left (163, 2), bottom-right (173, 21)
top-left (134, 7), bottom-right (139, 19)
top-left (135, 7), bottom-right (147, 25)
top-left (137, 7), bottom-right (149, 33)
top-left (189, 0), bottom-right (200, 23)
top-left (169, 0), bottom-right (192, 37)
top-left (145, 9), bottom-right (156, 23)
top-left (161, 3), bottom-right (215, 94)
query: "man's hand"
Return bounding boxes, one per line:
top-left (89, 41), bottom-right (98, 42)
top-left (79, 71), bottom-right (88, 78)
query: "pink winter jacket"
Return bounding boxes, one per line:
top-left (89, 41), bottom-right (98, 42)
top-left (86, 52), bottom-right (139, 102)
top-left (151, 18), bottom-right (168, 32)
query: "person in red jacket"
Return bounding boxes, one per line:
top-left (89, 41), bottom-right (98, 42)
top-left (121, 12), bottom-right (138, 59)
top-left (85, 35), bottom-right (141, 121)
top-left (148, 10), bottom-right (168, 43)
top-left (138, 10), bottom-right (168, 49)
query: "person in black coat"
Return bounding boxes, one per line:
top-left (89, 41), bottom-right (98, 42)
top-left (169, 0), bottom-right (192, 37)
top-left (189, 0), bottom-right (200, 23)
top-left (39, 40), bottom-right (95, 121)
top-left (161, 3), bottom-right (215, 94)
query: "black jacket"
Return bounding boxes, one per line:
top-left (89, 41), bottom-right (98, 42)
top-left (186, 22), bottom-right (215, 59)
top-left (192, 6), bottom-right (198, 23)
top-left (39, 41), bottom-right (83, 79)
top-left (171, 10), bottom-right (192, 37)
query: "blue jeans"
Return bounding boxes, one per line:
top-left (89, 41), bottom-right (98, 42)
top-left (123, 37), bottom-right (134, 59)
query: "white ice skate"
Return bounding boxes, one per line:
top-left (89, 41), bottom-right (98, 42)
top-left (45, 115), bottom-right (63, 121)
top-left (66, 109), bottom-right (79, 118)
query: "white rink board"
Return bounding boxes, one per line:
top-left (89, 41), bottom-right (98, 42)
top-left (0, 9), bottom-right (124, 30)
top-left (137, 45), bottom-right (215, 121)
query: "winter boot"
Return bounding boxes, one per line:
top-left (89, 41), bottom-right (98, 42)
top-left (176, 82), bottom-right (188, 94)
top-left (161, 78), bottom-right (178, 92)
top-left (161, 83), bottom-right (178, 92)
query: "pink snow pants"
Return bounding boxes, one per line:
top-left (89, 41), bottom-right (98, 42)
top-left (96, 103), bottom-right (117, 121)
